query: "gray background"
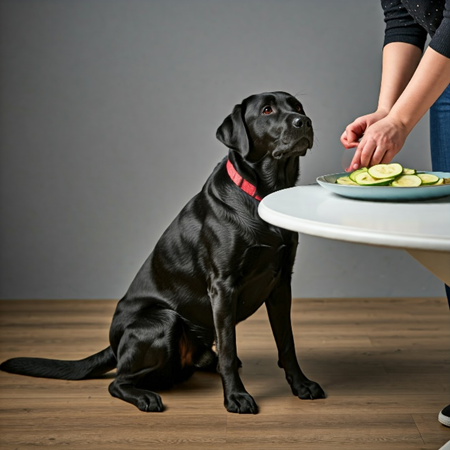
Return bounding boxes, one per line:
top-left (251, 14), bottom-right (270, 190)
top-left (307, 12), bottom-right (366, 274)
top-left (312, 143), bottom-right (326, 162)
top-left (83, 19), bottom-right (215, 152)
top-left (0, 0), bottom-right (443, 300)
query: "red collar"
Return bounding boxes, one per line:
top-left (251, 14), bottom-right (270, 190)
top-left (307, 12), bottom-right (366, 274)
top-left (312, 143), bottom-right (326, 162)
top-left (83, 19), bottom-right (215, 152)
top-left (226, 159), bottom-right (262, 201)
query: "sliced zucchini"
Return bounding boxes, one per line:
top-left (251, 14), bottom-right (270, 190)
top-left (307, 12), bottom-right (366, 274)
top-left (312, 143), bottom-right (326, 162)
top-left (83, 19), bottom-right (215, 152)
top-left (336, 176), bottom-right (358, 185)
top-left (348, 167), bottom-right (368, 182)
top-left (368, 163), bottom-right (403, 179)
top-left (332, 165), bottom-right (445, 189)
top-left (354, 172), bottom-right (394, 186)
top-left (391, 175), bottom-right (422, 187)
top-left (416, 173), bottom-right (440, 185)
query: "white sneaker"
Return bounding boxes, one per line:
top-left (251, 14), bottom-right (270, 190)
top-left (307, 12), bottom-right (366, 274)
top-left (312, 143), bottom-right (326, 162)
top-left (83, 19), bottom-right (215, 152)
top-left (438, 404), bottom-right (450, 427)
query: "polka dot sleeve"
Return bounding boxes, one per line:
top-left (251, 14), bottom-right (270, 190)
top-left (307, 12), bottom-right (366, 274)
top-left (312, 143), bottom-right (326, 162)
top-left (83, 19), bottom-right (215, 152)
top-left (381, 0), bottom-right (428, 51)
top-left (429, 0), bottom-right (450, 58)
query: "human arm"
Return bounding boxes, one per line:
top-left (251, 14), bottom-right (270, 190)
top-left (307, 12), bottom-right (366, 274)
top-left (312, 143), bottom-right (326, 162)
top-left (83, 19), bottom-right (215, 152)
top-left (348, 46), bottom-right (450, 170)
top-left (341, 0), bottom-right (450, 170)
top-left (340, 42), bottom-right (423, 151)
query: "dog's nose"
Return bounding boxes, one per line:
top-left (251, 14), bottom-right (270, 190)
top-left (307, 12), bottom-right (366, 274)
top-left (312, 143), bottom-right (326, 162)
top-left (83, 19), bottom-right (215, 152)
top-left (293, 117), bottom-right (312, 128)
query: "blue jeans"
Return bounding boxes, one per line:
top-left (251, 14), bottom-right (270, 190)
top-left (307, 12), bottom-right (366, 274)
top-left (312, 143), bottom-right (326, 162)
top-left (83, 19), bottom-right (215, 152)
top-left (429, 83), bottom-right (450, 308)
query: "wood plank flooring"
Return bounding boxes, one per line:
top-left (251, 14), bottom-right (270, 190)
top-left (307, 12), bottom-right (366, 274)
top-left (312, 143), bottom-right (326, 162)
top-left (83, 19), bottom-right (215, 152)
top-left (0, 298), bottom-right (449, 449)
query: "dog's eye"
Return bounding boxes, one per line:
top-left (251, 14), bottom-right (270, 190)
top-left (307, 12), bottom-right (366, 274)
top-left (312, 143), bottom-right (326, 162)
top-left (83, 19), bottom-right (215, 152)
top-left (296, 104), bottom-right (303, 113)
top-left (262, 106), bottom-right (273, 115)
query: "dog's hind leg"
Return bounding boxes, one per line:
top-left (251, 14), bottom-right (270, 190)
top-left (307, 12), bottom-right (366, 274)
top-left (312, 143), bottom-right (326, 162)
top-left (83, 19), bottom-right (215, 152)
top-left (193, 350), bottom-right (243, 372)
top-left (108, 309), bottom-right (186, 412)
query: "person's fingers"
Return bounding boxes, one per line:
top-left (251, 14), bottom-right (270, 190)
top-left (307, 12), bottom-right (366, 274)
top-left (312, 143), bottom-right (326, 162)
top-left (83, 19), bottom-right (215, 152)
top-left (344, 139), bottom-right (360, 149)
top-left (346, 144), bottom-right (363, 172)
top-left (341, 129), bottom-right (359, 149)
top-left (359, 138), bottom-right (378, 168)
top-left (346, 122), bottom-right (364, 145)
top-left (344, 116), bottom-right (407, 170)
top-left (369, 145), bottom-right (388, 166)
top-left (379, 149), bottom-right (396, 165)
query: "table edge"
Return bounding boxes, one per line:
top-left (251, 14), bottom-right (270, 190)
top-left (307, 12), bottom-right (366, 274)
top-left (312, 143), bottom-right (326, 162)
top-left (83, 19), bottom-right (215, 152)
top-left (258, 196), bottom-right (450, 252)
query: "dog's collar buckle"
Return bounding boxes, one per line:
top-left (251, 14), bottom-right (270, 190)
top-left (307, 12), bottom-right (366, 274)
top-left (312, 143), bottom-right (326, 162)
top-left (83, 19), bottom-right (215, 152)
top-left (226, 159), bottom-right (262, 201)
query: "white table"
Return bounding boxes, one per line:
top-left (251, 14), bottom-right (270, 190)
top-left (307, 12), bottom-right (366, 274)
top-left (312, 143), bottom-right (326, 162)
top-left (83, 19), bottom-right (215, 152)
top-left (258, 185), bottom-right (450, 285)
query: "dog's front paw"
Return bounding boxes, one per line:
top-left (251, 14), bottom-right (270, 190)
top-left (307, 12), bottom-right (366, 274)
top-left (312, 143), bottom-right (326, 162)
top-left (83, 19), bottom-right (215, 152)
top-left (225, 392), bottom-right (258, 414)
top-left (290, 379), bottom-right (325, 400)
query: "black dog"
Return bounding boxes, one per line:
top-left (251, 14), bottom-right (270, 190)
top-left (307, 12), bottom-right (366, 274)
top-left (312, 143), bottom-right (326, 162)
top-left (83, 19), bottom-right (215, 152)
top-left (0, 91), bottom-right (325, 414)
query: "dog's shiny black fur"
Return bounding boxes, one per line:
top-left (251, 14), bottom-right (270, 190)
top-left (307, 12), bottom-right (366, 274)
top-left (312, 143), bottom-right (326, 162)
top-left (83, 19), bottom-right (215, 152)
top-left (0, 91), bottom-right (325, 413)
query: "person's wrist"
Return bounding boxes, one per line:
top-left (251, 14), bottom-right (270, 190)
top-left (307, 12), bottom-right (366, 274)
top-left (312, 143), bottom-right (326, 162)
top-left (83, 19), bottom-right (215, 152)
top-left (385, 111), bottom-right (410, 135)
top-left (375, 106), bottom-right (390, 118)
top-left (388, 108), bottom-right (414, 134)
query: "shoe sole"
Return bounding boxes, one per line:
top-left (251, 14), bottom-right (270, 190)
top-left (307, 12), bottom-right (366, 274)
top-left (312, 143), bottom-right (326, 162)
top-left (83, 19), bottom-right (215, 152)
top-left (438, 410), bottom-right (450, 427)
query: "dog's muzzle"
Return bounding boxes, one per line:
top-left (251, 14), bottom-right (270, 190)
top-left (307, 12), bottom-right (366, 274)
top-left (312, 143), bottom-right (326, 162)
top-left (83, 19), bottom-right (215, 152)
top-left (272, 115), bottom-right (314, 159)
top-left (292, 117), bottom-right (312, 129)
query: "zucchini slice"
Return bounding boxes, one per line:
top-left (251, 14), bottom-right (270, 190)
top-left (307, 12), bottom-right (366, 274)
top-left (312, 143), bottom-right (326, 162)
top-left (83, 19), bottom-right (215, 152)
top-left (336, 176), bottom-right (358, 185)
top-left (354, 172), bottom-right (394, 186)
top-left (402, 167), bottom-right (416, 175)
top-left (348, 167), bottom-right (368, 182)
top-left (368, 163), bottom-right (403, 179)
top-left (391, 175), bottom-right (422, 187)
top-left (417, 173), bottom-right (440, 185)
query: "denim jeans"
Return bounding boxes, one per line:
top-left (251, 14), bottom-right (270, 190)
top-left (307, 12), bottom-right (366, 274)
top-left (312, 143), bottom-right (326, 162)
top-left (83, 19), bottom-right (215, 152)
top-left (429, 83), bottom-right (450, 308)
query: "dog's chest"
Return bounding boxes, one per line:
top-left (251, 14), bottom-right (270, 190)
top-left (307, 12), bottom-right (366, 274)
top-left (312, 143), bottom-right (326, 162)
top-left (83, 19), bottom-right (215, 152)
top-left (235, 243), bottom-right (291, 319)
top-left (239, 243), bottom-right (288, 277)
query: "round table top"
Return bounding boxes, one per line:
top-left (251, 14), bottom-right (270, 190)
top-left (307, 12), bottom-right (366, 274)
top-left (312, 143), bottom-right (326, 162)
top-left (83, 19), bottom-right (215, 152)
top-left (258, 185), bottom-right (450, 252)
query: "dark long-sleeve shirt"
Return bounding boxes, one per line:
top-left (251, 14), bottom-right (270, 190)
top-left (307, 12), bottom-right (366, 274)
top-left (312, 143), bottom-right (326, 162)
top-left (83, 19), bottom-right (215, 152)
top-left (381, 0), bottom-right (450, 58)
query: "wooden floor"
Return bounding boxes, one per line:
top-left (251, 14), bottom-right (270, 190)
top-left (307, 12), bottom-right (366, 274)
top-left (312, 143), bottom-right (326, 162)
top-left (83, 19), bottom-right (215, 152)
top-left (0, 298), bottom-right (449, 450)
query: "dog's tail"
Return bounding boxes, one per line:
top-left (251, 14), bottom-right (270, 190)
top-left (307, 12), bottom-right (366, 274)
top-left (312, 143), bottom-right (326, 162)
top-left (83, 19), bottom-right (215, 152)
top-left (0, 347), bottom-right (116, 380)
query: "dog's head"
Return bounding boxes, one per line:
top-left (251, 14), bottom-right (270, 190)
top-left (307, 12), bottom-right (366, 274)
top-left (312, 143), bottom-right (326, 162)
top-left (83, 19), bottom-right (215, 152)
top-left (216, 91), bottom-right (313, 163)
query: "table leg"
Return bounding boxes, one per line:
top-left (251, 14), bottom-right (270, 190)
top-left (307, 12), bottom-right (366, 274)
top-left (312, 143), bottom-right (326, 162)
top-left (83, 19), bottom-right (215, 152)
top-left (405, 249), bottom-right (450, 285)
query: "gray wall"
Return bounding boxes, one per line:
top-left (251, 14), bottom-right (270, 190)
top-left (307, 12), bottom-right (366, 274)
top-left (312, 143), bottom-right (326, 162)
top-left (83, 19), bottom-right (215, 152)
top-left (0, 0), bottom-right (444, 300)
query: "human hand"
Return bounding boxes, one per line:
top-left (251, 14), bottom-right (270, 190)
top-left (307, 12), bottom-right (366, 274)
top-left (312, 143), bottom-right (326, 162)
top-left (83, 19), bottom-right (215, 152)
top-left (346, 115), bottom-right (408, 171)
top-left (340, 109), bottom-right (389, 150)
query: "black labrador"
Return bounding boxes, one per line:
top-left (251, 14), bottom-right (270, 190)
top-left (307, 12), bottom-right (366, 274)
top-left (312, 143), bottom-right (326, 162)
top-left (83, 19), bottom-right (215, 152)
top-left (0, 91), bottom-right (325, 414)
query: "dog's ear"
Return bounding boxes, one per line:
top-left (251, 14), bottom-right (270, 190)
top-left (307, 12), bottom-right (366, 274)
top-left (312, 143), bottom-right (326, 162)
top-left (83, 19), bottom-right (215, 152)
top-left (216, 104), bottom-right (249, 157)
